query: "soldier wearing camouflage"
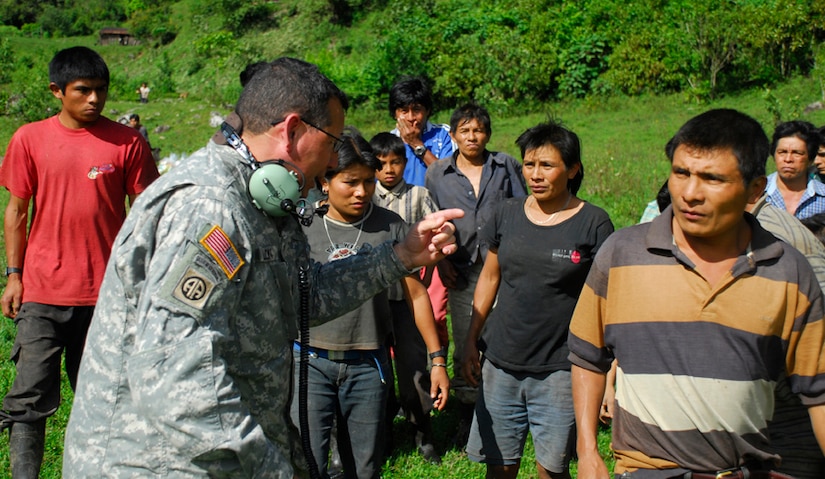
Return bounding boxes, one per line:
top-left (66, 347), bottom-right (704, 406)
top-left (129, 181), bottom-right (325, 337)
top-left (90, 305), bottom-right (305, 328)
top-left (63, 138), bottom-right (416, 477)
top-left (63, 56), bottom-right (460, 477)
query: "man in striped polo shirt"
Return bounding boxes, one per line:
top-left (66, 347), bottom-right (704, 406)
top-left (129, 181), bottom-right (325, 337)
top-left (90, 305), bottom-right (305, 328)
top-left (569, 109), bottom-right (825, 479)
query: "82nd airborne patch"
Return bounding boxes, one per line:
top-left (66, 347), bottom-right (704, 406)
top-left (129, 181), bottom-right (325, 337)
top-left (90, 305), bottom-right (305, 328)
top-left (172, 266), bottom-right (215, 310)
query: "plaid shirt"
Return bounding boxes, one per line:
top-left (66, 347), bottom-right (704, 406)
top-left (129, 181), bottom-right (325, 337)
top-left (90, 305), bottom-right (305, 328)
top-left (373, 179), bottom-right (438, 224)
top-left (765, 172), bottom-right (825, 219)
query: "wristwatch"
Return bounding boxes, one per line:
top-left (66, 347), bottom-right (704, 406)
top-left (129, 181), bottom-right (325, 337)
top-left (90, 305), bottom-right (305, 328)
top-left (5, 267), bottom-right (22, 277)
top-left (413, 145), bottom-right (427, 158)
top-left (428, 348), bottom-right (447, 360)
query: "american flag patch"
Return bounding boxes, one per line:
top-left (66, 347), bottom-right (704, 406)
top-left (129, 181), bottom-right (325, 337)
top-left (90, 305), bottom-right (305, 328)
top-left (199, 225), bottom-right (245, 279)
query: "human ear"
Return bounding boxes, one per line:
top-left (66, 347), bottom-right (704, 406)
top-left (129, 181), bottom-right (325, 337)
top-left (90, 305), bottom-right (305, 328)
top-left (49, 82), bottom-right (63, 99)
top-left (567, 163), bottom-right (582, 179)
top-left (747, 176), bottom-right (768, 203)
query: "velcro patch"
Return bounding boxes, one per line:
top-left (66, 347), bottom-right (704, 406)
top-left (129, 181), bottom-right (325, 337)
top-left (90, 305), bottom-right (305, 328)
top-left (199, 225), bottom-right (245, 279)
top-left (172, 267), bottom-right (215, 310)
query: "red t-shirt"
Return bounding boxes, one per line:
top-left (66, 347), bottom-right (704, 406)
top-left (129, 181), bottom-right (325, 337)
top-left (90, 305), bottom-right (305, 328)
top-left (0, 115), bottom-right (159, 305)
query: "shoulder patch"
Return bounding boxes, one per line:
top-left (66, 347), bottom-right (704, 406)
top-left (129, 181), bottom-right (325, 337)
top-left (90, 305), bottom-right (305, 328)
top-left (172, 266), bottom-right (215, 310)
top-left (199, 225), bottom-right (245, 279)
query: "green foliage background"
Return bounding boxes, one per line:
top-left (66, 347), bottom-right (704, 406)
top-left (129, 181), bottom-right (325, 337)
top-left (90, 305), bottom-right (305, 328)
top-left (1, 0), bottom-right (825, 113)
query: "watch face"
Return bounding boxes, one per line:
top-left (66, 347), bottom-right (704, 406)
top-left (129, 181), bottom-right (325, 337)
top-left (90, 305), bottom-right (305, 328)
top-left (414, 146), bottom-right (427, 157)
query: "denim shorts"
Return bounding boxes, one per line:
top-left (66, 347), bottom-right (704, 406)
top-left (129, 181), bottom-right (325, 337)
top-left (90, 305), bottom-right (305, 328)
top-left (466, 359), bottom-right (575, 472)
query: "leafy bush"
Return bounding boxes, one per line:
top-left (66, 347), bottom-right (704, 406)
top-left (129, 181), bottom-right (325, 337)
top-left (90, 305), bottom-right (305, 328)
top-left (130, 5), bottom-right (177, 46)
top-left (0, 36), bottom-right (13, 84)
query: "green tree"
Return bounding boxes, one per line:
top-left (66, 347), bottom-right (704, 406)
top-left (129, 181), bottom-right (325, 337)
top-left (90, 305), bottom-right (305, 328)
top-left (0, 0), bottom-right (48, 28)
top-left (675, 0), bottom-right (739, 98)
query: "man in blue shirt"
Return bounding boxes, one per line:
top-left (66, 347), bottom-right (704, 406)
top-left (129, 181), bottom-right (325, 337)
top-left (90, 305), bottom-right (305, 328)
top-left (389, 77), bottom-right (454, 186)
top-left (765, 120), bottom-right (825, 219)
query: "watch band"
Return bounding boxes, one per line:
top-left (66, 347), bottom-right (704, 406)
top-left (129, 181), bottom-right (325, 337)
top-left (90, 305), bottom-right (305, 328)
top-left (413, 145), bottom-right (427, 158)
top-left (5, 267), bottom-right (22, 276)
top-left (428, 348), bottom-right (447, 360)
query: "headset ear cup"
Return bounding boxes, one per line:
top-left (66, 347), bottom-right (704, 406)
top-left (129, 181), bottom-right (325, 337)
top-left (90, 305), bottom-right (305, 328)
top-left (247, 162), bottom-right (301, 217)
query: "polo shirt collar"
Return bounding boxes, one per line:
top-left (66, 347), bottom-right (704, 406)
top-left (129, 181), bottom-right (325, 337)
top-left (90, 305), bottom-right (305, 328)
top-left (646, 205), bottom-right (785, 272)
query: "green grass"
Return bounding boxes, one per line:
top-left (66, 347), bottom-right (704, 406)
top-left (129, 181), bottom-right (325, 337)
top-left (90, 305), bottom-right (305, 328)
top-left (0, 72), bottom-right (823, 477)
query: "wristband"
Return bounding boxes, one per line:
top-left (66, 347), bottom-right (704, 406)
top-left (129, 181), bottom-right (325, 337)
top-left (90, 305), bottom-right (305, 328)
top-left (428, 348), bottom-right (447, 360)
top-left (430, 363), bottom-right (447, 369)
top-left (5, 267), bottom-right (22, 277)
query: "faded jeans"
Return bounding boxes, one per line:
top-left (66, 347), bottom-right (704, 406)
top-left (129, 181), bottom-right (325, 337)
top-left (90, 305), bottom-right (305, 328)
top-left (291, 348), bottom-right (389, 479)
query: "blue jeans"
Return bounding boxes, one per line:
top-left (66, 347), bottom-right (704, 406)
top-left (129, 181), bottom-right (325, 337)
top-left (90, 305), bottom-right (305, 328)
top-left (291, 348), bottom-right (389, 479)
top-left (466, 359), bottom-right (575, 473)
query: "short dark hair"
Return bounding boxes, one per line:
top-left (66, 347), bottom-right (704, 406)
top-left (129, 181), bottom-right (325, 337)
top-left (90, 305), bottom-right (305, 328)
top-left (449, 103), bottom-right (492, 136)
top-left (665, 109), bottom-right (768, 184)
top-left (801, 212), bottom-right (825, 246)
top-left (326, 128), bottom-right (381, 179)
top-left (516, 120), bottom-right (584, 195)
top-left (655, 180), bottom-right (671, 213)
top-left (239, 61), bottom-right (268, 87)
top-left (236, 57), bottom-right (349, 135)
top-left (49, 46), bottom-right (109, 93)
top-left (388, 77), bottom-right (433, 119)
top-left (369, 132), bottom-right (406, 161)
top-left (771, 120), bottom-right (819, 162)
top-left (129, 113), bottom-right (140, 122)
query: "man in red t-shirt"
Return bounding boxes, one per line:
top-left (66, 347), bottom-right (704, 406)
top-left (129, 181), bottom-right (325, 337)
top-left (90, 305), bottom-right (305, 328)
top-left (0, 46), bottom-right (159, 478)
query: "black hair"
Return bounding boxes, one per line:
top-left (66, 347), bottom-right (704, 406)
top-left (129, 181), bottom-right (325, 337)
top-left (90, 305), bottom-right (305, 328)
top-left (326, 128), bottom-right (381, 179)
top-left (48, 46), bottom-right (109, 93)
top-left (516, 120), bottom-right (584, 195)
top-left (239, 61), bottom-right (268, 87)
top-left (771, 120), bottom-right (819, 163)
top-left (236, 57), bottom-right (349, 135)
top-left (388, 76), bottom-right (433, 119)
top-left (129, 113), bottom-right (140, 122)
top-left (655, 180), bottom-right (671, 212)
top-left (449, 102), bottom-right (492, 136)
top-left (665, 109), bottom-right (768, 184)
top-left (801, 212), bottom-right (825, 246)
top-left (369, 132), bottom-right (406, 161)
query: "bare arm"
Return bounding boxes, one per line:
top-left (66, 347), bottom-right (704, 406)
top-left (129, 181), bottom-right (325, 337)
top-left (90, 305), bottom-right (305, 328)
top-left (600, 360), bottom-right (618, 424)
top-left (417, 149), bottom-right (440, 167)
top-left (401, 275), bottom-right (449, 411)
top-left (572, 364), bottom-right (611, 479)
top-left (2, 195), bottom-right (29, 318)
top-left (461, 249), bottom-right (501, 387)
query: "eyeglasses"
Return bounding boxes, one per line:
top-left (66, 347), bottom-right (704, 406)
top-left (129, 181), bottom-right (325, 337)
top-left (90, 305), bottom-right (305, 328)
top-left (302, 118), bottom-right (346, 152)
top-left (270, 117), bottom-right (345, 153)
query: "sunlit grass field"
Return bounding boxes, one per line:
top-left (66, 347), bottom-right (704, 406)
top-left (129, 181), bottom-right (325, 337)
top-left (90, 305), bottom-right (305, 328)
top-left (0, 74), bottom-right (822, 477)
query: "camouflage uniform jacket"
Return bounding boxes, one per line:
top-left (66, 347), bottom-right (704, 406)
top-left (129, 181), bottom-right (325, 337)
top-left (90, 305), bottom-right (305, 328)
top-left (63, 141), bottom-right (412, 477)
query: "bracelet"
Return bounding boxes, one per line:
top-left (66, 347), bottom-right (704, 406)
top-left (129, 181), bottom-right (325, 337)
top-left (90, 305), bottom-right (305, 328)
top-left (430, 363), bottom-right (447, 368)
